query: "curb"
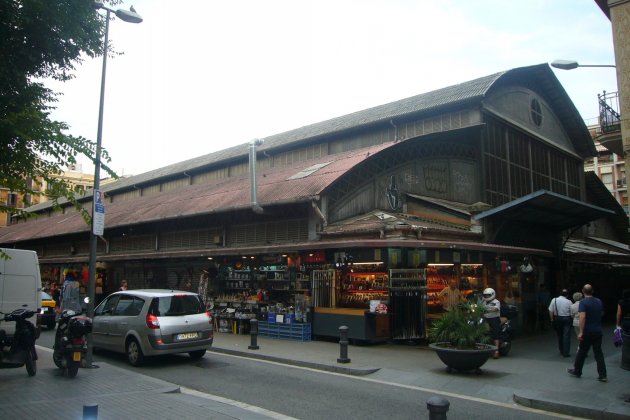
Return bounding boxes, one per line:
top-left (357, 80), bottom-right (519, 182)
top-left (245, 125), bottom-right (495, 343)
top-left (208, 347), bottom-right (380, 376)
top-left (513, 391), bottom-right (629, 420)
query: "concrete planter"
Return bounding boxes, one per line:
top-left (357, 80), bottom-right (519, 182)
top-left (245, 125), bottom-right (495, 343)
top-left (429, 342), bottom-right (497, 373)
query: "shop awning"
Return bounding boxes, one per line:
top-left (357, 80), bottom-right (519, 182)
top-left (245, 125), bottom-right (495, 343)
top-left (473, 190), bottom-right (615, 231)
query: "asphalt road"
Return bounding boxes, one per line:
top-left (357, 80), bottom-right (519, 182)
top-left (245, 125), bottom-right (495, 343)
top-left (37, 328), bottom-right (574, 419)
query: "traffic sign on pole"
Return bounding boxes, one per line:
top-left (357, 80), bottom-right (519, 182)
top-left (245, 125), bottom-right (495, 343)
top-left (93, 190), bottom-right (105, 236)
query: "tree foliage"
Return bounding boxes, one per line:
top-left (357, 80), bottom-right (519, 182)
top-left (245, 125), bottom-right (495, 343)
top-left (0, 0), bottom-right (121, 223)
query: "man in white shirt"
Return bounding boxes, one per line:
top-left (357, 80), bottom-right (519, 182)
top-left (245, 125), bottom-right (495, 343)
top-left (549, 289), bottom-right (573, 357)
top-left (438, 278), bottom-right (462, 311)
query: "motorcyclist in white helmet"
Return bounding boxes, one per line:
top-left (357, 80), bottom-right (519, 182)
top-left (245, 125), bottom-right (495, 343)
top-left (482, 288), bottom-right (501, 359)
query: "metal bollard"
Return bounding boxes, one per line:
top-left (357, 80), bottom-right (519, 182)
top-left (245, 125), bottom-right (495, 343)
top-left (248, 318), bottom-right (259, 350)
top-left (83, 403), bottom-right (98, 420)
top-left (426, 396), bottom-right (449, 420)
top-left (337, 325), bottom-right (351, 363)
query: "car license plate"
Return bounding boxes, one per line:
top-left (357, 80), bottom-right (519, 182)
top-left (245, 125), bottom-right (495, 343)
top-left (73, 351), bottom-right (81, 362)
top-left (176, 332), bottom-right (199, 341)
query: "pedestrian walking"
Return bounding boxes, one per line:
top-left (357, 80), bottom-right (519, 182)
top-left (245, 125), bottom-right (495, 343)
top-left (119, 280), bottom-right (128, 291)
top-left (571, 292), bottom-right (585, 355)
top-left (50, 282), bottom-right (60, 308)
top-left (549, 288), bottom-right (573, 357)
top-left (60, 269), bottom-right (82, 314)
top-left (568, 284), bottom-right (607, 382)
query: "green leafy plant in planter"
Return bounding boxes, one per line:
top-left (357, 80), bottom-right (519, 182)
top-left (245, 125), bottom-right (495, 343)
top-left (429, 301), bottom-right (490, 349)
top-left (429, 301), bottom-right (496, 373)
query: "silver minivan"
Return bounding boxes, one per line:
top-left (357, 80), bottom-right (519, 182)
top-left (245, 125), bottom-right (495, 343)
top-left (92, 289), bottom-right (213, 366)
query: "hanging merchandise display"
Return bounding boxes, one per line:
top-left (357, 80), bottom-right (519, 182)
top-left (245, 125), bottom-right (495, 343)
top-left (389, 269), bottom-right (426, 340)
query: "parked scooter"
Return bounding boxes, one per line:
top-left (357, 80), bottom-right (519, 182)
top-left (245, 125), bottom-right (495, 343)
top-left (498, 304), bottom-right (518, 356)
top-left (467, 291), bottom-right (518, 356)
top-left (53, 309), bottom-right (92, 378)
top-left (0, 307), bottom-right (38, 376)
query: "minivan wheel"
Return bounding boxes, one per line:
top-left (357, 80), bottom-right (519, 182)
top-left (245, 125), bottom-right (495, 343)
top-left (126, 338), bottom-right (145, 366)
top-left (189, 350), bottom-right (206, 360)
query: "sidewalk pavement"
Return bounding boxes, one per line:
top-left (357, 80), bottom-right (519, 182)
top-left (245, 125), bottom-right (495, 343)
top-left (0, 346), bottom-right (294, 420)
top-left (209, 326), bottom-right (630, 420)
top-left (1, 328), bottom-right (628, 419)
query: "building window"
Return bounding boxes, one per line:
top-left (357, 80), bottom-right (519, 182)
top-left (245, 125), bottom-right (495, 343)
top-left (7, 193), bottom-right (17, 207)
top-left (530, 98), bottom-right (543, 127)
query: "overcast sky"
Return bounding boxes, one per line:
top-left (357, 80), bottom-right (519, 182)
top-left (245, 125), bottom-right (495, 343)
top-left (45, 0), bottom-right (617, 178)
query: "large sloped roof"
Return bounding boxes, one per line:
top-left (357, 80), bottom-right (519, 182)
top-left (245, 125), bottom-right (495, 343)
top-left (0, 143), bottom-right (393, 243)
top-left (23, 63), bottom-right (592, 215)
top-left (13, 63), bottom-right (596, 249)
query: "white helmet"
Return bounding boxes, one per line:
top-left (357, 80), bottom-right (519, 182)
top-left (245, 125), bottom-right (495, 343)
top-left (482, 288), bottom-right (496, 302)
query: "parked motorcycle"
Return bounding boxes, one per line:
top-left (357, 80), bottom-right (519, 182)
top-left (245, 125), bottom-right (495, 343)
top-left (498, 304), bottom-right (518, 356)
top-left (0, 307), bottom-right (38, 376)
top-left (53, 309), bottom-right (92, 378)
top-left (467, 291), bottom-right (518, 357)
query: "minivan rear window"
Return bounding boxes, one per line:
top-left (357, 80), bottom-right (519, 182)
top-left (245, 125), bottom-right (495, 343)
top-left (149, 295), bottom-right (205, 317)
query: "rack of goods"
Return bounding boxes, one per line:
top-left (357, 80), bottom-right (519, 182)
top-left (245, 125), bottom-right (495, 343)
top-left (223, 269), bottom-right (255, 291)
top-left (339, 272), bottom-right (389, 308)
top-left (389, 269), bottom-right (426, 340)
top-left (426, 266), bottom-right (450, 313)
top-left (459, 264), bottom-right (483, 299)
top-left (313, 269), bottom-right (390, 342)
top-left (257, 320), bottom-right (311, 341)
top-left (258, 266), bottom-right (311, 294)
top-left (312, 269), bottom-right (337, 308)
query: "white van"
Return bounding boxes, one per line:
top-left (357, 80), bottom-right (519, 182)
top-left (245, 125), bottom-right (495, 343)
top-left (0, 248), bottom-right (42, 337)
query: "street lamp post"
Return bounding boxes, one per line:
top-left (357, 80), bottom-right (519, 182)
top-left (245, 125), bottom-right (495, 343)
top-left (86, 1), bottom-right (142, 367)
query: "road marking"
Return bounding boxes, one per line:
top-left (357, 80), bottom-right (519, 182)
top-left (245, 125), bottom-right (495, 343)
top-left (37, 345), bottom-right (295, 419)
top-left (211, 351), bottom-right (584, 419)
top-left (180, 386), bottom-right (298, 420)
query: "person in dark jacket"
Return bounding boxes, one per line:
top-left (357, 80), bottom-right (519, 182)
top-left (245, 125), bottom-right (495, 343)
top-left (568, 284), bottom-right (607, 382)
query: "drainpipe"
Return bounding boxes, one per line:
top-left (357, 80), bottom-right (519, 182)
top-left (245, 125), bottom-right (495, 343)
top-left (390, 119), bottom-right (399, 143)
top-left (312, 201), bottom-right (327, 227)
top-left (249, 138), bottom-right (264, 214)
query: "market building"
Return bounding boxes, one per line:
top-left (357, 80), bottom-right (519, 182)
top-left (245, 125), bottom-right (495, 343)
top-left (1, 63), bottom-right (628, 341)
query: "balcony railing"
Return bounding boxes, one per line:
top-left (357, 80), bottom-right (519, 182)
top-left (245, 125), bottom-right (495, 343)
top-left (599, 90), bottom-right (621, 134)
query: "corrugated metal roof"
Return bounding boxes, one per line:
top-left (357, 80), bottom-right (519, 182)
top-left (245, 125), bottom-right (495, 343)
top-left (87, 72), bottom-right (501, 193)
top-left (563, 238), bottom-right (630, 256)
top-left (23, 63), bottom-right (594, 215)
top-left (0, 143), bottom-right (394, 243)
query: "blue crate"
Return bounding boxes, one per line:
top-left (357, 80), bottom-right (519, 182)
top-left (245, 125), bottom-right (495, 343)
top-left (257, 321), bottom-right (311, 341)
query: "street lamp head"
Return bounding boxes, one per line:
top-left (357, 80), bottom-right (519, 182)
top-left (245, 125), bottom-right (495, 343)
top-left (551, 60), bottom-right (579, 70)
top-left (115, 9), bottom-right (143, 23)
top-left (94, 1), bottom-right (143, 23)
top-left (550, 59), bottom-right (615, 70)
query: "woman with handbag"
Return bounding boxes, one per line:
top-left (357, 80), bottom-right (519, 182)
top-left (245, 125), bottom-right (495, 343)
top-left (617, 289), bottom-right (630, 334)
